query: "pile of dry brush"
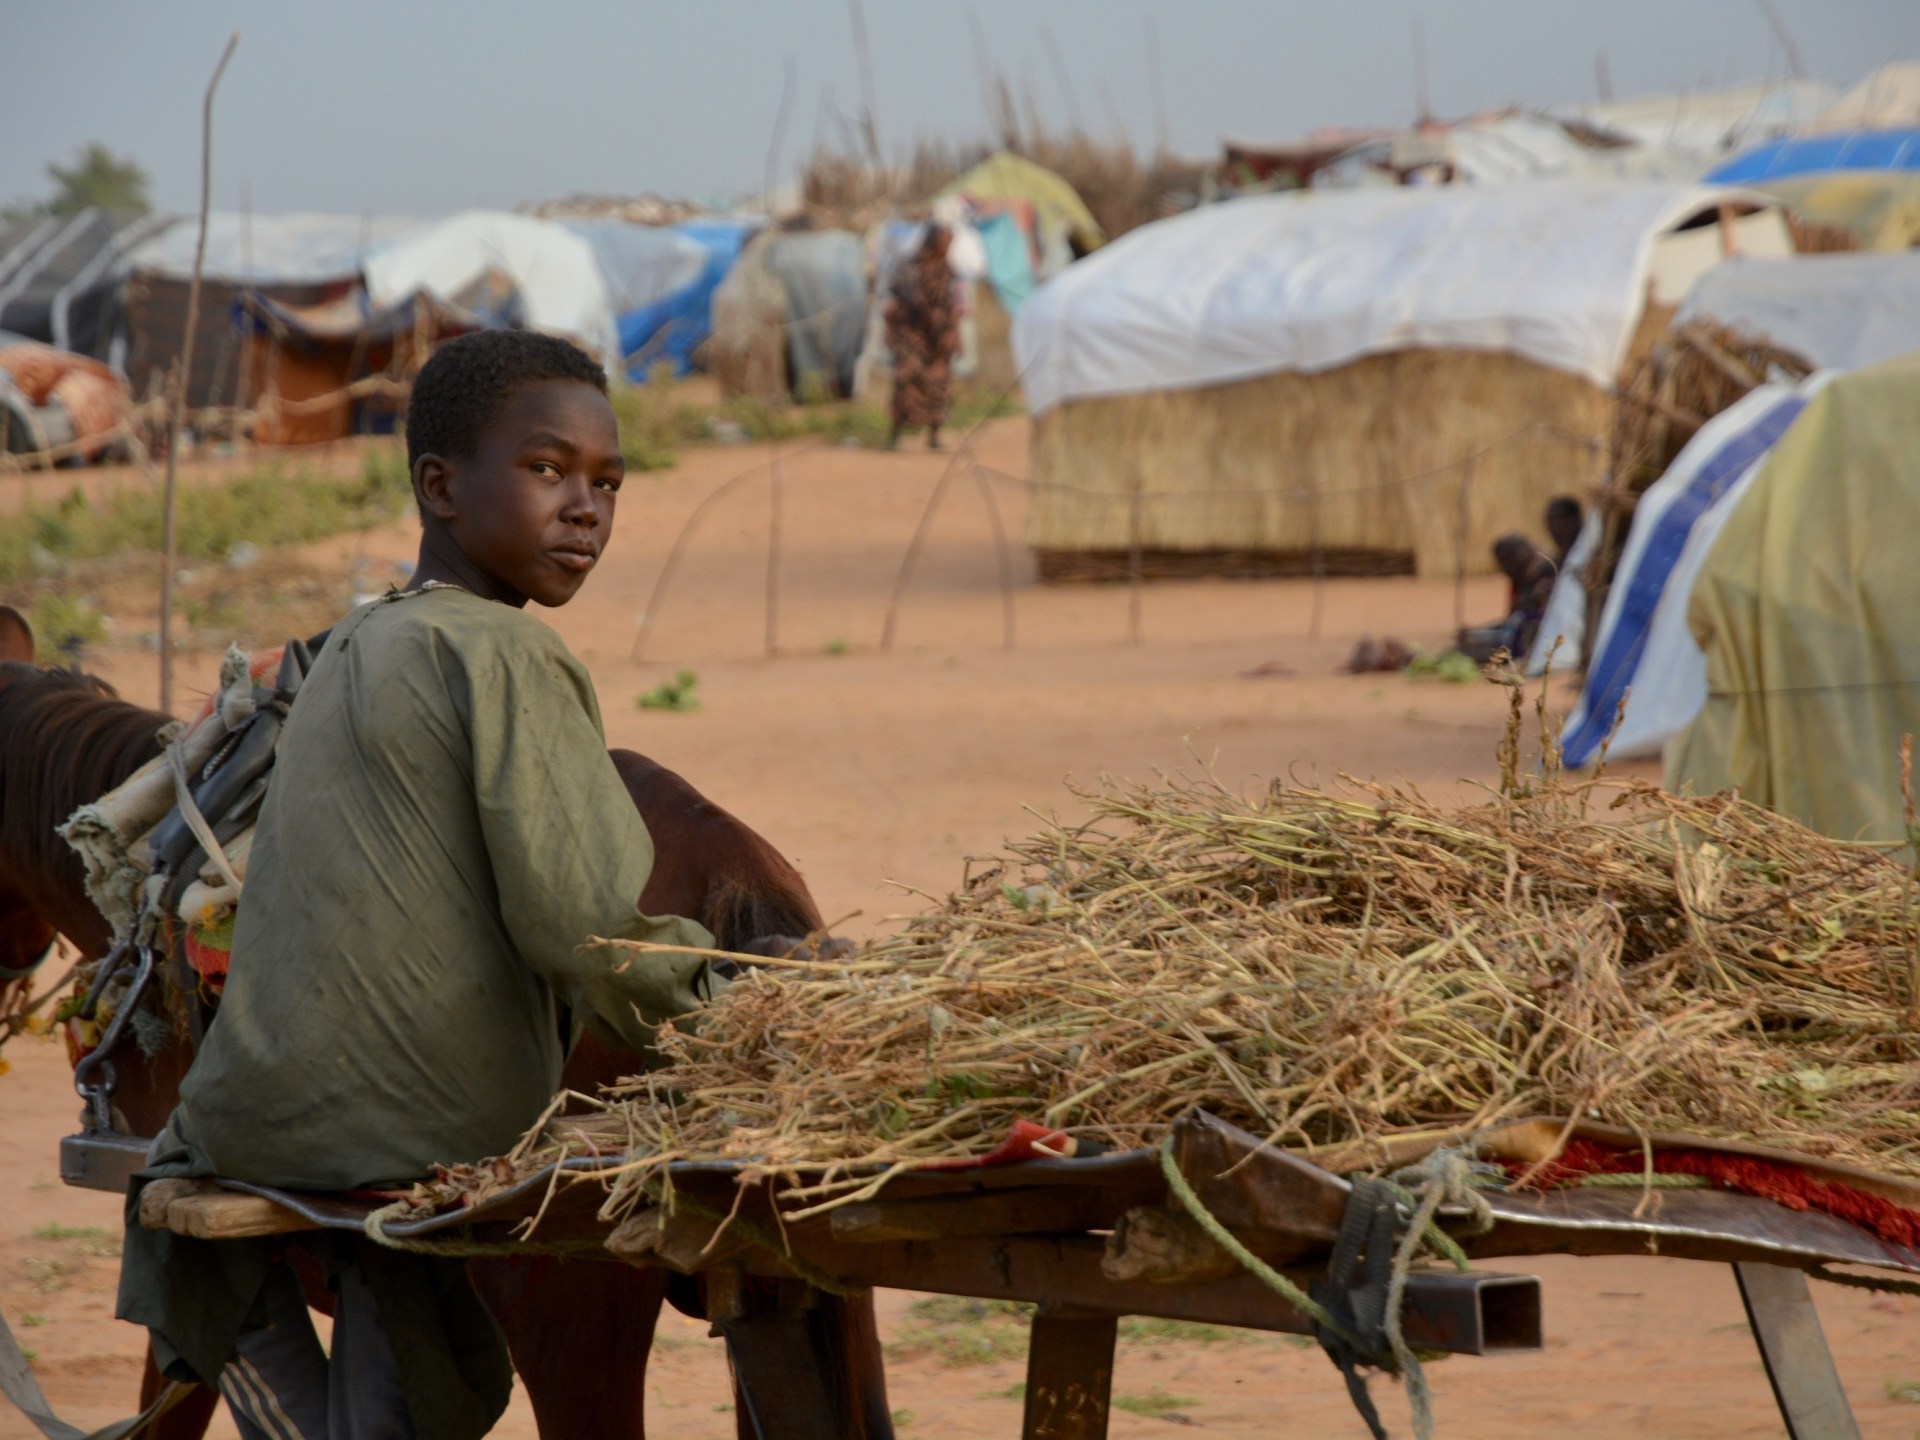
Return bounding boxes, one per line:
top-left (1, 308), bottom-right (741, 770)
top-left (443, 700), bottom-right (1920, 1222)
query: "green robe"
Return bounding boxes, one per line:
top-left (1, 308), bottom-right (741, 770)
top-left (118, 585), bottom-right (719, 1438)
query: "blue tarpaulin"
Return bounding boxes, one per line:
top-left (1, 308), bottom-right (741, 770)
top-left (1707, 129), bottom-right (1920, 182)
top-left (621, 218), bottom-right (759, 380)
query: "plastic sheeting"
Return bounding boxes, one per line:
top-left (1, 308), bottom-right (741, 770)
top-left (128, 212), bottom-right (416, 284)
top-left (1669, 354), bottom-right (1920, 848)
top-left (1708, 129), bottom-right (1920, 183)
top-left (562, 221), bottom-right (706, 321)
top-left (1524, 519), bottom-right (1595, 676)
top-left (763, 230), bottom-right (866, 399)
top-left (1679, 254), bottom-right (1920, 372)
top-left (362, 210), bottom-right (620, 371)
top-left (937, 152), bottom-right (1103, 254)
top-left (1559, 382), bottom-right (1816, 768)
top-left (1012, 181), bottom-right (1754, 415)
top-left (620, 218), bottom-right (758, 380)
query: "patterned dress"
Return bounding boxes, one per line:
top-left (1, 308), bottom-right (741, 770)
top-left (885, 241), bottom-right (959, 431)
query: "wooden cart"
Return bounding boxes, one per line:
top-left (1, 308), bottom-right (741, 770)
top-left (143, 1111), bottom-right (1912, 1440)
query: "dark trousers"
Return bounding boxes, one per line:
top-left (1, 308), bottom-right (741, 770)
top-left (219, 1258), bottom-right (413, 1440)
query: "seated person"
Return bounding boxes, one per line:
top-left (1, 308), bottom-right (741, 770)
top-left (1457, 533), bottom-right (1557, 664)
top-left (118, 331), bottom-right (720, 1440)
top-left (1545, 495), bottom-right (1583, 569)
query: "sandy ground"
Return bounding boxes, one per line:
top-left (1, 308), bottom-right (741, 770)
top-left (3, 419), bottom-right (1917, 1437)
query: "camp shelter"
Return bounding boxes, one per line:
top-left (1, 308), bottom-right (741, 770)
top-left (1553, 80), bottom-right (1838, 166)
top-left (0, 339), bottom-right (130, 458)
top-left (1708, 129), bottom-right (1920, 184)
top-left (0, 208), bottom-right (175, 366)
top-left (1557, 379), bottom-right (1819, 768)
top-left (121, 212), bottom-right (412, 411)
top-left (1668, 354), bottom-right (1920, 848)
top-left (937, 153), bottom-right (1104, 269)
top-left (619, 218), bottom-right (759, 380)
top-left (1811, 63), bottom-right (1920, 132)
top-left (237, 287), bottom-right (480, 446)
top-left (361, 210), bottom-right (622, 372)
top-left (1742, 172), bottom-right (1920, 251)
top-left (707, 229), bottom-right (865, 401)
top-left (1679, 253), bottom-right (1920, 371)
top-left (1012, 181), bottom-right (1790, 580)
top-left (562, 219), bottom-right (706, 380)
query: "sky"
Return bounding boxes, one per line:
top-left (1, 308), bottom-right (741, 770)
top-left (6, 1), bottom-right (1918, 219)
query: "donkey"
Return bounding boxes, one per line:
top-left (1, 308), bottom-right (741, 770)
top-left (0, 607), bottom-right (886, 1439)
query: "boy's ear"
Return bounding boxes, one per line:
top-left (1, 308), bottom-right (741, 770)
top-left (413, 454), bottom-right (458, 523)
top-left (0, 605), bottom-right (33, 665)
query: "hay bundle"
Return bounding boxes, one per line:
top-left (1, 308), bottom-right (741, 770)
top-left (468, 734), bottom-right (1920, 1221)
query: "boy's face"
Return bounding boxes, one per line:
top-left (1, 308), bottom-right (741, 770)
top-left (418, 380), bottom-right (625, 608)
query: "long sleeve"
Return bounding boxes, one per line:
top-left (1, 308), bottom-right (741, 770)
top-left (464, 637), bottom-right (718, 1054)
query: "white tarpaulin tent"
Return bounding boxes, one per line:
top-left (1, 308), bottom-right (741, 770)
top-left (1014, 181), bottom-right (1776, 415)
top-left (1679, 254), bottom-right (1920, 373)
top-left (1558, 376), bottom-right (1828, 767)
top-left (363, 210), bottom-right (621, 370)
top-left (127, 213), bottom-right (418, 285)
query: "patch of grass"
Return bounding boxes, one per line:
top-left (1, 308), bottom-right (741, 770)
top-left (0, 447), bottom-right (413, 587)
top-left (23, 1258), bottom-right (75, 1294)
top-left (890, 1410), bottom-right (915, 1428)
top-left (1888, 1377), bottom-right (1920, 1403)
top-left (609, 381), bottom-right (717, 472)
top-left (1111, 1390), bottom-right (1198, 1418)
top-left (33, 1223), bottom-right (107, 1242)
top-left (1118, 1316), bottom-right (1265, 1346)
top-left (996, 1382), bottom-right (1026, 1400)
top-left (28, 592), bottom-right (106, 662)
top-left (887, 1296), bottom-right (1033, 1367)
top-left (1404, 648), bottom-right (1480, 684)
top-left (32, 1223), bottom-right (119, 1257)
top-left (825, 636), bottom-right (849, 656)
top-left (19, 1313), bottom-right (45, 1328)
top-left (636, 669), bottom-right (700, 713)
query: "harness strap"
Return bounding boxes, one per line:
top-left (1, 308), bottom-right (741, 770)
top-left (0, 1301), bottom-right (196, 1440)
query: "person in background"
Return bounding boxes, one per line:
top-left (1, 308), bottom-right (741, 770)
top-left (1545, 495), bottom-right (1583, 570)
top-left (885, 223), bottom-right (959, 450)
top-left (1458, 533), bottom-right (1558, 664)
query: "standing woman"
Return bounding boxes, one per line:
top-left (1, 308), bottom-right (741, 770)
top-left (885, 223), bottom-right (959, 450)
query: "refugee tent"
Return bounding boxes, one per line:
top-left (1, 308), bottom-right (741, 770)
top-left (1679, 254), bottom-right (1920, 371)
top-left (121, 212), bottom-right (413, 411)
top-left (0, 339), bottom-right (130, 458)
top-left (1554, 80), bottom-right (1838, 166)
top-left (1707, 129), bottom-right (1920, 183)
top-left (619, 218), bottom-right (759, 380)
top-left (0, 208), bottom-right (175, 365)
top-left (1313, 112), bottom-right (1698, 188)
top-left (236, 287), bottom-right (480, 446)
top-left (361, 210), bottom-right (622, 372)
top-left (562, 219), bottom-right (706, 369)
top-left (707, 229), bottom-right (865, 401)
top-left (937, 153), bottom-right (1104, 271)
top-left (1811, 63), bottom-right (1920, 132)
top-left (1668, 354), bottom-right (1920, 847)
top-left (1557, 379), bottom-right (1819, 768)
top-left (1013, 181), bottom-right (1790, 579)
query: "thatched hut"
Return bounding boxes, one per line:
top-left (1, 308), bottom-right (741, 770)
top-left (1012, 181), bottom-right (1789, 579)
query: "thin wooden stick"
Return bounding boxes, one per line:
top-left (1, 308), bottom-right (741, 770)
top-left (159, 31), bottom-right (239, 715)
top-left (969, 462), bottom-right (1016, 650)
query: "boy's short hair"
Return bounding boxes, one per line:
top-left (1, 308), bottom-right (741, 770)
top-left (406, 330), bottom-right (608, 469)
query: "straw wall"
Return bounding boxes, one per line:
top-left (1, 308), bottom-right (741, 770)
top-left (1027, 348), bottom-right (1616, 578)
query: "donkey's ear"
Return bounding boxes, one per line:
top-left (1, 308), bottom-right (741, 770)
top-left (0, 606), bottom-right (34, 665)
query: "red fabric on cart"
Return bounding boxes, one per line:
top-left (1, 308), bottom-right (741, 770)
top-left (917, 1119), bottom-right (1080, 1170)
top-left (1508, 1138), bottom-right (1920, 1256)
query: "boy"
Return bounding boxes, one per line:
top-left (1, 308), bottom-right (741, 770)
top-left (119, 331), bottom-right (721, 1440)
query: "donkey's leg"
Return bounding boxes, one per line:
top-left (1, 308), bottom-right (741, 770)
top-left (470, 1254), bottom-right (670, 1439)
